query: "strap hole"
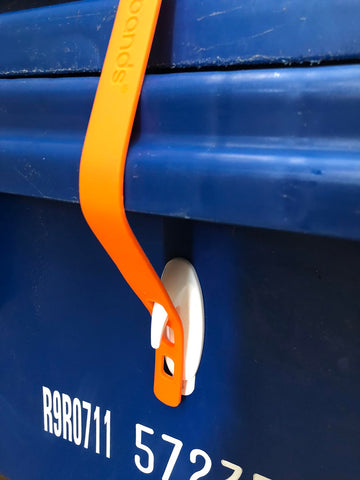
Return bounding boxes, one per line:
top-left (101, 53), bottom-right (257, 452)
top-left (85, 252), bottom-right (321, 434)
top-left (163, 356), bottom-right (175, 376)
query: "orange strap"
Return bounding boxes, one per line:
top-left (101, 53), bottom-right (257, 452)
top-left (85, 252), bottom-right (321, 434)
top-left (79, 0), bottom-right (184, 407)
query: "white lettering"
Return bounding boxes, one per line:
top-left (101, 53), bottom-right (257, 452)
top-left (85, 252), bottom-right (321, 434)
top-left (42, 386), bottom-right (53, 434)
top-left (53, 390), bottom-right (62, 437)
top-left (73, 397), bottom-right (82, 446)
top-left (62, 393), bottom-right (72, 441)
top-left (41, 387), bottom-right (111, 458)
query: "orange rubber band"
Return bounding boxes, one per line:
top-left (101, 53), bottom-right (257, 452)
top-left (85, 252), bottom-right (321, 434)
top-left (79, 0), bottom-right (184, 407)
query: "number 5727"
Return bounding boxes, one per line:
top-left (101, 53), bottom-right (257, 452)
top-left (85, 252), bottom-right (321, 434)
top-left (134, 423), bottom-right (271, 480)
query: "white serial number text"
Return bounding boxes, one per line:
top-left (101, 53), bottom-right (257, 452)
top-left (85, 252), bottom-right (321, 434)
top-left (42, 386), bottom-right (111, 458)
top-left (135, 423), bottom-right (271, 480)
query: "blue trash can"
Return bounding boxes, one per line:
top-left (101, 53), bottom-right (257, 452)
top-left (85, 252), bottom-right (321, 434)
top-left (1, 1), bottom-right (360, 479)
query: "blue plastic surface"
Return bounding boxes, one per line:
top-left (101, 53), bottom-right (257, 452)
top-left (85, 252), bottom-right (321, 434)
top-left (1, 8), bottom-right (360, 477)
top-left (1, 0), bottom-right (360, 75)
top-left (1, 65), bottom-right (360, 240)
top-left (1, 193), bottom-right (360, 479)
